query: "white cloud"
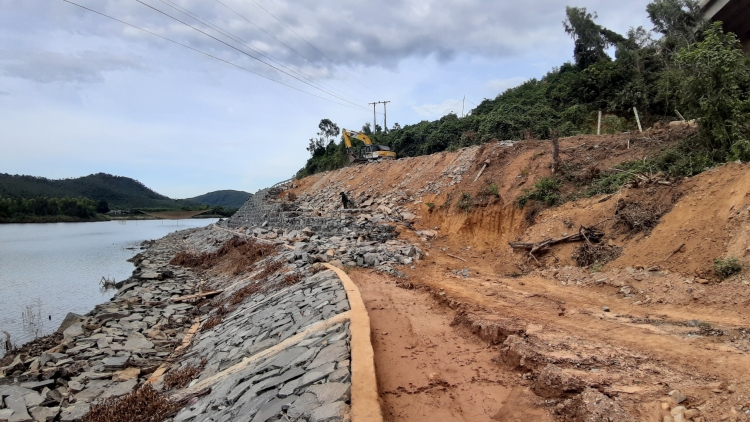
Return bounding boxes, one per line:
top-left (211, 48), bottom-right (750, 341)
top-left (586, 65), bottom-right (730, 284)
top-left (0, 50), bottom-right (143, 84)
top-left (485, 77), bottom-right (527, 95)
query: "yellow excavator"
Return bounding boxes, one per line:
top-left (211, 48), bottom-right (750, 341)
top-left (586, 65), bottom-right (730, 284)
top-left (342, 129), bottom-right (397, 163)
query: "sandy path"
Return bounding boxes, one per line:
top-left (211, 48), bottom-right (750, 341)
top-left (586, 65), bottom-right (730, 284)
top-left (352, 270), bottom-right (554, 422)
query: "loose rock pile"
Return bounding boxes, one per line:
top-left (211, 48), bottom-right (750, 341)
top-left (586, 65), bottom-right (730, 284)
top-left (0, 226), bottom-right (233, 421)
top-left (1, 174), bottom-right (422, 422)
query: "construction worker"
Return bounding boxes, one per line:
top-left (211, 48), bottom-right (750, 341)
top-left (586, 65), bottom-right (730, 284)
top-left (340, 192), bottom-right (355, 209)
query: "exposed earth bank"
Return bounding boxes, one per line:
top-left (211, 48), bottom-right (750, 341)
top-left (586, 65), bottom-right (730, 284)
top-left (289, 128), bottom-right (750, 422)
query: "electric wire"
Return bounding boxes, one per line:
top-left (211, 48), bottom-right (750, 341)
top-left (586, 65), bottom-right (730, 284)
top-left (133, 0), bottom-right (371, 111)
top-left (248, 0), bottom-right (381, 97)
top-left (214, 0), bottom-right (374, 100)
top-left (435, 98), bottom-right (466, 116)
top-left (60, 0), bottom-right (371, 113)
top-left (155, 0), bottom-right (362, 105)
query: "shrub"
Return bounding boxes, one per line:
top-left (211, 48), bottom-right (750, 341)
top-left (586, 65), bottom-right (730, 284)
top-left (676, 22), bottom-right (750, 156)
top-left (456, 192), bottom-right (473, 211)
top-left (485, 183), bottom-right (500, 198)
top-left (714, 257), bottom-right (742, 279)
top-left (516, 177), bottom-right (562, 207)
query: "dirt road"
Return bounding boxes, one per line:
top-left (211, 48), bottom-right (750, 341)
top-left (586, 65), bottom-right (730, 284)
top-left (353, 270), bottom-right (554, 422)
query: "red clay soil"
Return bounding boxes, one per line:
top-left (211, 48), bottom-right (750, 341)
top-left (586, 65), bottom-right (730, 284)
top-left (353, 269), bottom-right (552, 422)
top-left (292, 129), bottom-right (750, 421)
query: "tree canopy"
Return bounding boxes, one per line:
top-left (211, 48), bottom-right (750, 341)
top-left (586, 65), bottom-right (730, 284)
top-left (297, 0), bottom-right (750, 178)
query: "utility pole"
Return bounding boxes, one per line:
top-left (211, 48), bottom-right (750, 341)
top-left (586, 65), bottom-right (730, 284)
top-left (462, 96), bottom-right (465, 118)
top-left (382, 101), bottom-right (390, 133)
top-left (369, 102), bottom-right (377, 133)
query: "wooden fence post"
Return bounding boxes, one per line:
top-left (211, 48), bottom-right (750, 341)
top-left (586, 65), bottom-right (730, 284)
top-left (633, 107), bottom-right (643, 133)
top-left (597, 110), bottom-right (602, 135)
top-left (551, 130), bottom-right (560, 173)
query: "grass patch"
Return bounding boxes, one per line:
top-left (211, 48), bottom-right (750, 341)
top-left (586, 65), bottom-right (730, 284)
top-left (484, 183), bottom-right (500, 198)
top-left (584, 139), bottom-right (724, 198)
top-left (714, 257), bottom-right (743, 279)
top-left (516, 177), bottom-right (562, 208)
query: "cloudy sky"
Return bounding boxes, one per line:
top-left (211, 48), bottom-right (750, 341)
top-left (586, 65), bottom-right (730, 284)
top-left (0, 0), bottom-right (654, 198)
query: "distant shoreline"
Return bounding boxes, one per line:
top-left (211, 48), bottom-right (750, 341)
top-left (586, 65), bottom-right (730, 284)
top-left (0, 214), bottom-right (224, 224)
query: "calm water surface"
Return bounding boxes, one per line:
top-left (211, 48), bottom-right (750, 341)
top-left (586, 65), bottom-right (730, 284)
top-left (0, 219), bottom-right (214, 353)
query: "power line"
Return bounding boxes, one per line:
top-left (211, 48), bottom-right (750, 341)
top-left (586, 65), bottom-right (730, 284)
top-left (61, 0), bottom-right (371, 113)
top-left (249, 0), bottom-right (380, 97)
top-left (133, 0), bottom-right (371, 111)
top-left (435, 98), bottom-right (465, 116)
top-left (155, 0), bottom-right (362, 105)
top-left (215, 0), bottom-right (374, 100)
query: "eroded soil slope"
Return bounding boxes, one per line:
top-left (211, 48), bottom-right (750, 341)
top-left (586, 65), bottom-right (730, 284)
top-left (291, 128), bottom-right (750, 422)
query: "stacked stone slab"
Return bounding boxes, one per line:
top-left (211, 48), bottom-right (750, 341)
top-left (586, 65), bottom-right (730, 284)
top-left (174, 269), bottom-right (353, 422)
top-left (227, 181), bottom-right (396, 242)
top-left (188, 271), bottom-right (350, 376)
top-left (0, 225), bottom-right (235, 422)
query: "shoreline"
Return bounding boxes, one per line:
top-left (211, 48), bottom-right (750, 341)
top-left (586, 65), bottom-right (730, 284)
top-left (0, 215), bottom-right (224, 224)
top-left (0, 202), bottom-right (406, 421)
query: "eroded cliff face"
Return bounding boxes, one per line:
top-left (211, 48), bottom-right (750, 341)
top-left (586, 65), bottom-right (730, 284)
top-left (281, 129), bottom-right (750, 422)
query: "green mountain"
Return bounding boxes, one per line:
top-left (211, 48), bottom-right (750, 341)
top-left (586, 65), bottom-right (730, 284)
top-left (0, 173), bottom-right (182, 210)
top-left (184, 190), bottom-right (251, 209)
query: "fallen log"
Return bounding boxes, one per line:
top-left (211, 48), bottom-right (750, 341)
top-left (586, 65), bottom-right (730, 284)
top-left (509, 226), bottom-right (604, 259)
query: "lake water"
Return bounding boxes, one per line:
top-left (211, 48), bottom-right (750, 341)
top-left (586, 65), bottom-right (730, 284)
top-left (0, 219), bottom-right (215, 355)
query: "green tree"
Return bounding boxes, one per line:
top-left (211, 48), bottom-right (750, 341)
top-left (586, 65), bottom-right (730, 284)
top-left (317, 118), bottom-right (340, 145)
top-left (647, 0), bottom-right (704, 52)
top-left (96, 199), bottom-right (110, 214)
top-left (563, 7), bottom-right (626, 69)
top-left (675, 22), bottom-right (750, 157)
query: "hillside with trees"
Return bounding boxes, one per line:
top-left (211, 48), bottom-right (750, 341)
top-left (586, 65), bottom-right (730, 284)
top-left (0, 173), bottom-right (182, 211)
top-left (298, 0), bottom-right (750, 179)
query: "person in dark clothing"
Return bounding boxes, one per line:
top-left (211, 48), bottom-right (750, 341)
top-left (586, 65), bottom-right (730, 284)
top-left (340, 192), bottom-right (355, 209)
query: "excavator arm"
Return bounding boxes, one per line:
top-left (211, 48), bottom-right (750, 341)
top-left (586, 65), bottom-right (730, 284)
top-left (343, 129), bottom-right (373, 146)
top-left (341, 128), bottom-right (396, 163)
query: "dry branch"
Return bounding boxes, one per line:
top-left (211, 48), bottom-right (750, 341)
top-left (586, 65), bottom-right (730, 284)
top-left (509, 226), bottom-right (604, 259)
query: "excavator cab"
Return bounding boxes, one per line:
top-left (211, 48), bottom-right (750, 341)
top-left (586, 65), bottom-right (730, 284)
top-left (342, 129), bottom-right (397, 163)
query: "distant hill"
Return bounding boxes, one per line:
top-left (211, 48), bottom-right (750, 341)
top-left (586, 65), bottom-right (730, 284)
top-left (184, 190), bottom-right (251, 209)
top-left (0, 173), bottom-right (183, 210)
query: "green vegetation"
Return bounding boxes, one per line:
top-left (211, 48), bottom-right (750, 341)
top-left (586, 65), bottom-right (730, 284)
top-left (0, 173), bottom-right (244, 222)
top-left (299, 1), bottom-right (750, 181)
top-left (714, 257), bottom-right (743, 279)
top-left (485, 183), bottom-right (500, 198)
top-left (0, 173), bottom-right (180, 210)
top-left (590, 261), bottom-right (604, 273)
top-left (0, 196), bottom-right (107, 223)
top-left (456, 192), bottom-right (473, 211)
top-left (516, 177), bottom-right (562, 208)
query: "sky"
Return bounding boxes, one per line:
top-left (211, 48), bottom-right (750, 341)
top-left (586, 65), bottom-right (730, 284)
top-left (0, 0), bottom-right (654, 198)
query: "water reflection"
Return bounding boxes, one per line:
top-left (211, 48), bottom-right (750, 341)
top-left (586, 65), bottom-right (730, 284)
top-left (0, 219), bottom-right (214, 354)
